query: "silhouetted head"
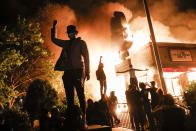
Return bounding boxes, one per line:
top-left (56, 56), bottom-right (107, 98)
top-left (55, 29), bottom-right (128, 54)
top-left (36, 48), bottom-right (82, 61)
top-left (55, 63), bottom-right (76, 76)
top-left (66, 25), bottom-right (78, 39)
top-left (162, 94), bottom-right (175, 105)
top-left (150, 81), bottom-right (156, 87)
top-left (110, 91), bottom-right (115, 97)
top-left (139, 82), bottom-right (146, 90)
top-left (157, 88), bottom-right (163, 96)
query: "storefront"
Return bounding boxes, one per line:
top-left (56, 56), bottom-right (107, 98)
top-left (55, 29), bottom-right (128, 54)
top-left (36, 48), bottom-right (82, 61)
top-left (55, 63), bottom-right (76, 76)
top-left (130, 42), bottom-right (196, 98)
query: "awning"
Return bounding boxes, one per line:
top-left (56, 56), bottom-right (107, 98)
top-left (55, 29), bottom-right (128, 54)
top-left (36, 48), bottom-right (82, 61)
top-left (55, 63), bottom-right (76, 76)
top-left (163, 67), bottom-right (196, 72)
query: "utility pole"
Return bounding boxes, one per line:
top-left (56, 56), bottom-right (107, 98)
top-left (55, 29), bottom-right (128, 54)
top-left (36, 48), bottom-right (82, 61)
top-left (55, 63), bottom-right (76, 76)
top-left (143, 0), bottom-right (167, 94)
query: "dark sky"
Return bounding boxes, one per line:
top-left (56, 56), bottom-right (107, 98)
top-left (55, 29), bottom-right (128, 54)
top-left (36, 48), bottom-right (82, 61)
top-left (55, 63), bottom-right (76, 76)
top-left (1, 0), bottom-right (196, 25)
top-left (1, 0), bottom-right (196, 43)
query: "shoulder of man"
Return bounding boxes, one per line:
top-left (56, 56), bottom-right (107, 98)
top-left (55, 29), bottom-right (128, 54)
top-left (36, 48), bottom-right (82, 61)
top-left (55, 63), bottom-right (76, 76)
top-left (76, 37), bottom-right (86, 44)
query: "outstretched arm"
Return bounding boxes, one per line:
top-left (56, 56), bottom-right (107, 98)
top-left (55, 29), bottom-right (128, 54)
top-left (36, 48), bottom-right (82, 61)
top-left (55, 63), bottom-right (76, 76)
top-left (51, 20), bottom-right (65, 47)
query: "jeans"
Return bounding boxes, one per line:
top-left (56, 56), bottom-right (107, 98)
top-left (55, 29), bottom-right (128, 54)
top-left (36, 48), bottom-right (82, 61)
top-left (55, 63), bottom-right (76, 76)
top-left (62, 69), bottom-right (86, 115)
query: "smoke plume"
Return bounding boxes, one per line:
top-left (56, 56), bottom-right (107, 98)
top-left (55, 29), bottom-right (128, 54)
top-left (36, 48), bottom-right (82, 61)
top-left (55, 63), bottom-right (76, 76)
top-left (39, 0), bottom-right (196, 101)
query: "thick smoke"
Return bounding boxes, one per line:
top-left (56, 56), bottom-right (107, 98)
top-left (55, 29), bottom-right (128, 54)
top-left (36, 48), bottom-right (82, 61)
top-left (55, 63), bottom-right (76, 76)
top-left (39, 0), bottom-right (196, 101)
top-left (40, 4), bottom-right (77, 59)
top-left (149, 0), bottom-right (196, 42)
top-left (39, 2), bottom-right (132, 101)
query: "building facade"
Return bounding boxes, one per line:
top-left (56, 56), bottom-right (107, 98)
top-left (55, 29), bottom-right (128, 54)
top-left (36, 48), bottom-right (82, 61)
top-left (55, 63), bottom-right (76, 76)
top-left (130, 42), bottom-right (196, 98)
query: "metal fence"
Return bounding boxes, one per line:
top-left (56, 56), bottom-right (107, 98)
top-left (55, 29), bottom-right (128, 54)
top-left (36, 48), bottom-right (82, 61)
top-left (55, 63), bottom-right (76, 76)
top-left (116, 103), bottom-right (132, 129)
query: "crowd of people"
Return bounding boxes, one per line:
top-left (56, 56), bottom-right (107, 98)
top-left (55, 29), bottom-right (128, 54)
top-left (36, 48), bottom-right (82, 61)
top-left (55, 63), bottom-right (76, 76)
top-left (126, 78), bottom-right (194, 131)
top-left (30, 79), bottom-right (195, 131)
top-left (86, 92), bottom-right (120, 127)
top-left (36, 92), bottom-right (120, 131)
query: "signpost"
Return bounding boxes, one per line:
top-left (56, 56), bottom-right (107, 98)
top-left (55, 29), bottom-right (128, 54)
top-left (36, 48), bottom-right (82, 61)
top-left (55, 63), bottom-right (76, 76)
top-left (143, 0), bottom-right (167, 94)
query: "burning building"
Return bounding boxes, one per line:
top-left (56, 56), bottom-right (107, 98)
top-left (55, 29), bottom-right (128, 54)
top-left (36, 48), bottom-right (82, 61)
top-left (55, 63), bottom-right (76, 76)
top-left (130, 42), bottom-right (196, 99)
top-left (111, 9), bottom-right (196, 101)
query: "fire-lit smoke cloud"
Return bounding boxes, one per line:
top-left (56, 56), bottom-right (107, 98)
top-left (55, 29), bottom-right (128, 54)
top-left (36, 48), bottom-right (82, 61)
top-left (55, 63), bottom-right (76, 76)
top-left (38, 0), bottom-right (196, 102)
top-left (39, 2), bottom-right (132, 102)
top-left (143, 0), bottom-right (196, 43)
top-left (40, 4), bottom-right (77, 58)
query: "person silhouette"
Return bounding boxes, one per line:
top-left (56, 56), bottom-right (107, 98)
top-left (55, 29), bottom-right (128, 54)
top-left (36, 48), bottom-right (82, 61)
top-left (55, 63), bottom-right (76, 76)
top-left (96, 56), bottom-right (107, 98)
top-left (108, 91), bottom-right (120, 126)
top-left (51, 20), bottom-right (90, 129)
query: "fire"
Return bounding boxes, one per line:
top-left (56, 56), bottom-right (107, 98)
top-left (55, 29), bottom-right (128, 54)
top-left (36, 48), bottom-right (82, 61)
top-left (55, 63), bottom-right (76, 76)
top-left (94, 23), bottom-right (152, 110)
top-left (123, 24), bottom-right (133, 41)
top-left (91, 23), bottom-right (152, 106)
top-left (163, 72), bottom-right (184, 97)
top-left (187, 72), bottom-right (196, 82)
top-left (123, 23), bottom-right (151, 51)
top-left (131, 31), bottom-right (151, 49)
top-left (90, 51), bottom-right (127, 103)
top-left (162, 72), bottom-right (196, 99)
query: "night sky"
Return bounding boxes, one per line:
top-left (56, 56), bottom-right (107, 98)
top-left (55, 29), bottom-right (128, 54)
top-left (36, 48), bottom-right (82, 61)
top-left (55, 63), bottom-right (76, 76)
top-left (1, 0), bottom-right (196, 25)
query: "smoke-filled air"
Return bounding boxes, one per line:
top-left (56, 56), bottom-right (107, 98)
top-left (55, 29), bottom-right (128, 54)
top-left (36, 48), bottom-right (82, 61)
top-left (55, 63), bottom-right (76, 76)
top-left (39, 0), bottom-right (196, 102)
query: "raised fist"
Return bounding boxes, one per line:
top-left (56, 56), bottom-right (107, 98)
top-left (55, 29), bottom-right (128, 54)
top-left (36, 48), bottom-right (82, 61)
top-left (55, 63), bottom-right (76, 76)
top-left (85, 73), bottom-right (90, 81)
top-left (53, 20), bottom-right (57, 27)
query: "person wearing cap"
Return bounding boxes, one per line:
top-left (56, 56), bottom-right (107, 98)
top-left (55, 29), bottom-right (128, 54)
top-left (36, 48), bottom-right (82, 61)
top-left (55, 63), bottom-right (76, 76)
top-left (51, 20), bottom-right (90, 129)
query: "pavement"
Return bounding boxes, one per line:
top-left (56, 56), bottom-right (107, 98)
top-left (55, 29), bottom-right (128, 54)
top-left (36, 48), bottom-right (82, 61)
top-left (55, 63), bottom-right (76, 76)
top-left (112, 127), bottom-right (134, 131)
top-left (86, 125), bottom-right (134, 131)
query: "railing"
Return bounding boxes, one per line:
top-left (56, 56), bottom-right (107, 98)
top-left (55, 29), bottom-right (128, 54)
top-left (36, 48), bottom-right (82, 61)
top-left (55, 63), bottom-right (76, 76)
top-left (116, 103), bottom-right (132, 129)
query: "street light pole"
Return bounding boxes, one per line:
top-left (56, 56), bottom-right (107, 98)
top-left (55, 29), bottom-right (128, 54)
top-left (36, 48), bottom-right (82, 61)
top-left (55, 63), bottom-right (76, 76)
top-left (143, 0), bottom-right (167, 94)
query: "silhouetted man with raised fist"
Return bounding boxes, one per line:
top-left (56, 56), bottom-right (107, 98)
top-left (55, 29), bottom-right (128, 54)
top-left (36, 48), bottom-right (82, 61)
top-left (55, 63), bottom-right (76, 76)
top-left (51, 20), bottom-right (90, 129)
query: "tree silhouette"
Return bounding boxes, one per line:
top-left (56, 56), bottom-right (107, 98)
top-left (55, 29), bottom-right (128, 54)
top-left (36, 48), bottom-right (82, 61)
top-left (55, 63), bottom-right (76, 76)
top-left (24, 79), bottom-right (59, 120)
top-left (0, 16), bottom-right (61, 109)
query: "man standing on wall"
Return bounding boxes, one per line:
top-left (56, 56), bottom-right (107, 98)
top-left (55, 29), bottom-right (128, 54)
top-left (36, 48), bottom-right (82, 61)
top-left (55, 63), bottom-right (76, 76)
top-left (96, 56), bottom-right (107, 98)
top-left (51, 20), bottom-right (90, 129)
